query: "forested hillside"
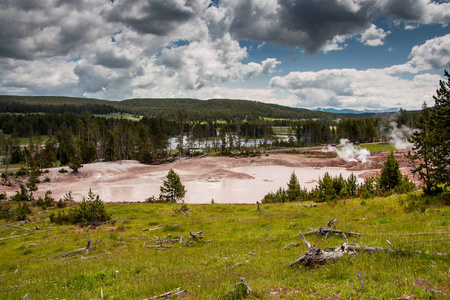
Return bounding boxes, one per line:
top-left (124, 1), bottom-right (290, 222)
top-left (1, 95), bottom-right (336, 121)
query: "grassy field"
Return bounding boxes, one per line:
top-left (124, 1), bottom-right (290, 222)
top-left (0, 194), bottom-right (449, 299)
top-left (93, 112), bottom-right (143, 121)
top-left (359, 143), bottom-right (397, 152)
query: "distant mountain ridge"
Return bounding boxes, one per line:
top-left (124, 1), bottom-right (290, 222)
top-left (313, 107), bottom-right (400, 114)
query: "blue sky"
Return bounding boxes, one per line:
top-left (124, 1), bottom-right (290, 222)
top-left (0, 0), bottom-right (449, 111)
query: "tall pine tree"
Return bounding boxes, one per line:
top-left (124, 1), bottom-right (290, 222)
top-left (407, 69), bottom-right (450, 194)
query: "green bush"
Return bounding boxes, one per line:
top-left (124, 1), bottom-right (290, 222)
top-left (10, 184), bottom-right (30, 202)
top-left (0, 202), bottom-right (12, 219)
top-left (15, 202), bottom-right (32, 221)
top-left (49, 189), bottom-right (111, 226)
top-left (35, 191), bottom-right (54, 210)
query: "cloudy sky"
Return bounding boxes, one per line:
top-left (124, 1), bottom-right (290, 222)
top-left (1, 0), bottom-right (449, 111)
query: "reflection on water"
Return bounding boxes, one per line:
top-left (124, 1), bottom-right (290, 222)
top-left (183, 166), bottom-right (363, 204)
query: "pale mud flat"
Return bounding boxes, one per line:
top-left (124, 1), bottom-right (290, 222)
top-left (1, 152), bottom-right (414, 204)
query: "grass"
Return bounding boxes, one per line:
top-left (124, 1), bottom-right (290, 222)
top-left (359, 143), bottom-right (398, 152)
top-left (93, 112), bottom-right (143, 121)
top-left (0, 163), bottom-right (26, 170)
top-left (0, 195), bottom-right (449, 299)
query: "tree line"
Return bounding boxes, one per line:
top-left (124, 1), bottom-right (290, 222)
top-left (0, 107), bottom-right (421, 170)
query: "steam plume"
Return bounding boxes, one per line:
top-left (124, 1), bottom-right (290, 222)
top-left (324, 138), bottom-right (370, 163)
top-left (387, 122), bottom-right (413, 149)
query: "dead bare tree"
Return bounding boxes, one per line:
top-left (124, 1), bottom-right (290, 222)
top-left (289, 231), bottom-right (353, 268)
top-left (50, 236), bottom-right (92, 259)
top-left (303, 218), bottom-right (363, 238)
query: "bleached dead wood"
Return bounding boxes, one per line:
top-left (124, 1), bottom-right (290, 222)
top-left (323, 241), bottom-right (450, 256)
top-left (142, 226), bottom-right (161, 232)
top-left (0, 223), bottom-right (32, 231)
top-left (0, 233), bottom-right (30, 241)
top-left (289, 231), bottom-right (352, 268)
top-left (303, 218), bottom-right (362, 237)
top-left (372, 232), bottom-right (450, 236)
top-left (143, 287), bottom-right (184, 299)
top-left (50, 236), bottom-right (92, 259)
top-left (189, 231), bottom-right (204, 241)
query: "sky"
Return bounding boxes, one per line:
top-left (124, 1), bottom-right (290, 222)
top-left (0, 0), bottom-right (449, 111)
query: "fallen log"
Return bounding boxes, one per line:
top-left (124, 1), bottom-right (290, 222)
top-left (50, 236), bottom-right (92, 259)
top-left (324, 242), bottom-right (450, 256)
top-left (143, 287), bottom-right (184, 299)
top-left (289, 231), bottom-right (352, 268)
top-left (303, 218), bottom-right (362, 237)
top-left (0, 223), bottom-right (32, 232)
top-left (142, 226), bottom-right (161, 232)
top-left (372, 232), bottom-right (450, 236)
top-left (0, 233), bottom-right (30, 241)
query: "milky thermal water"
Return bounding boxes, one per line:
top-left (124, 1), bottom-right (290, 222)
top-left (177, 166), bottom-right (364, 204)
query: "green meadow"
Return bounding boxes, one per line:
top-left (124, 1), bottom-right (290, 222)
top-left (1, 193), bottom-right (449, 299)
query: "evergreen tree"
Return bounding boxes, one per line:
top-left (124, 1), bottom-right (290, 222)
top-left (160, 169), bottom-right (186, 203)
top-left (286, 171), bottom-right (301, 202)
top-left (407, 69), bottom-right (450, 194)
top-left (379, 152), bottom-right (403, 191)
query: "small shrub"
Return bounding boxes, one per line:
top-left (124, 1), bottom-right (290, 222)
top-left (50, 189), bottom-right (111, 226)
top-left (35, 191), bottom-right (54, 210)
top-left (43, 177), bottom-right (50, 183)
top-left (145, 195), bottom-right (165, 203)
top-left (61, 191), bottom-right (74, 202)
top-left (10, 184), bottom-right (30, 202)
top-left (15, 202), bottom-right (32, 221)
top-left (15, 168), bottom-right (28, 177)
top-left (56, 199), bottom-right (67, 208)
top-left (404, 198), bottom-right (426, 213)
top-left (58, 168), bottom-right (68, 174)
top-left (0, 202), bottom-right (12, 220)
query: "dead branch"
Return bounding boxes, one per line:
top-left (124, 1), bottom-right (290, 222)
top-left (142, 226), bottom-right (161, 232)
top-left (26, 243), bottom-right (39, 248)
top-left (143, 287), bottom-right (184, 299)
top-left (230, 262), bottom-right (244, 269)
top-left (0, 223), bottom-right (32, 231)
top-left (189, 231), bottom-right (204, 241)
top-left (289, 231), bottom-right (352, 268)
top-left (50, 236), bottom-right (92, 259)
top-left (327, 218), bottom-right (338, 228)
top-left (143, 243), bottom-right (168, 249)
top-left (348, 244), bottom-right (449, 256)
top-left (371, 232), bottom-right (450, 236)
top-left (254, 201), bottom-right (263, 211)
top-left (303, 218), bottom-right (362, 237)
top-left (0, 233), bottom-right (30, 241)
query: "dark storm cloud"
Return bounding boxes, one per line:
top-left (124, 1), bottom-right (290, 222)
top-left (229, 0), bottom-right (377, 54)
top-left (95, 51), bottom-right (134, 69)
top-left (74, 64), bottom-right (110, 93)
top-left (108, 0), bottom-right (195, 36)
top-left (277, 0), bottom-right (377, 53)
top-left (379, 0), bottom-right (424, 21)
top-left (0, 0), bottom-right (103, 60)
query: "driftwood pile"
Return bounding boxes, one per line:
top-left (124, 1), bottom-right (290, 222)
top-left (143, 231), bottom-right (205, 249)
top-left (289, 218), bottom-right (449, 268)
top-left (289, 231), bottom-right (353, 267)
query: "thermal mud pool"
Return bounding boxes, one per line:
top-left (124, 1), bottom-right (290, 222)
top-left (1, 151), bottom-right (414, 204)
